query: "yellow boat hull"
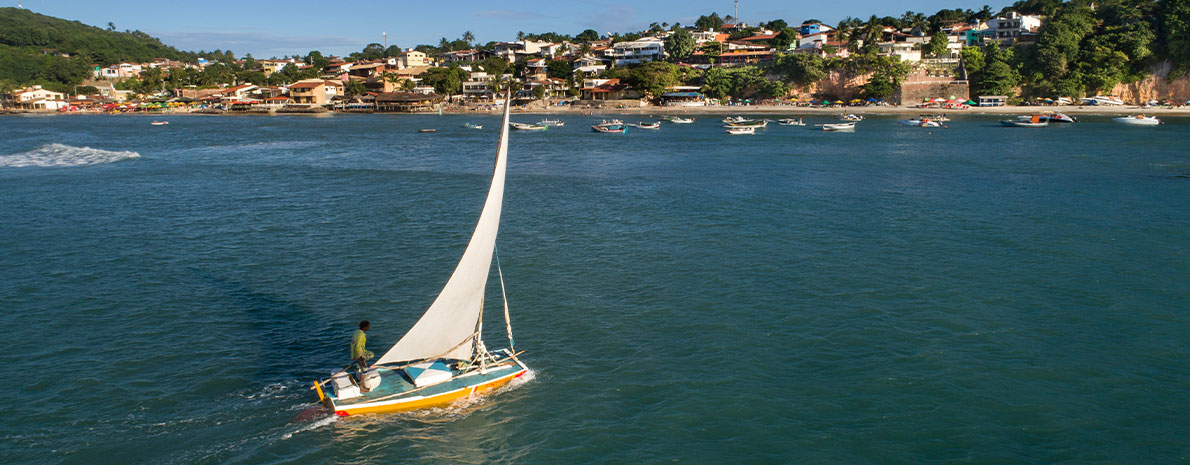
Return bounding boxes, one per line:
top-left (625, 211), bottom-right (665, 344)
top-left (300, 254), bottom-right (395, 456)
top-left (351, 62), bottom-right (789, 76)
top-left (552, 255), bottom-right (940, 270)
top-left (328, 367), bottom-right (527, 416)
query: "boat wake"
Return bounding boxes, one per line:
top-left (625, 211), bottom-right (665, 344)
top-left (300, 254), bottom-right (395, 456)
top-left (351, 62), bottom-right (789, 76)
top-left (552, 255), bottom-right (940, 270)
top-left (0, 143), bottom-right (140, 168)
top-left (280, 414), bottom-right (337, 440)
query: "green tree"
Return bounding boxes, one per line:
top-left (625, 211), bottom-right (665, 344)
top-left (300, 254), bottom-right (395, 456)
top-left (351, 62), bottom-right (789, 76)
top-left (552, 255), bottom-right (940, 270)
top-left (626, 61), bottom-right (679, 98)
top-left (928, 31), bottom-right (949, 57)
top-left (772, 28), bottom-right (798, 51)
top-left (700, 41), bottom-right (725, 65)
top-left (546, 59), bottom-right (572, 79)
top-left (576, 29), bottom-right (600, 42)
top-left (1160, 0), bottom-right (1190, 73)
top-left (344, 80), bottom-right (366, 95)
top-left (462, 31), bottom-right (476, 46)
top-left (664, 29), bottom-right (696, 61)
top-left (860, 56), bottom-right (911, 99)
top-left (773, 53), bottom-right (827, 85)
top-left (695, 12), bottom-right (725, 31)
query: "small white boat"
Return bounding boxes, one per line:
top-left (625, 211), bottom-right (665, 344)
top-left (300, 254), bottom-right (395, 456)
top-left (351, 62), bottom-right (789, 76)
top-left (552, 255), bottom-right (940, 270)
top-left (1043, 113), bottom-right (1076, 123)
top-left (463, 122), bottom-right (483, 129)
top-left (724, 120), bottom-right (767, 128)
top-left (921, 114), bottom-right (949, 122)
top-left (838, 113), bottom-right (863, 122)
top-left (629, 122), bottom-right (661, 130)
top-left (418, 128), bottom-right (437, 133)
top-left (510, 122), bottom-right (547, 131)
top-left (669, 117), bottom-right (694, 124)
top-left (150, 121), bottom-right (169, 126)
top-left (726, 126), bottom-right (756, 135)
top-left (899, 118), bottom-right (943, 127)
top-left (537, 119), bottom-right (564, 127)
top-left (777, 118), bottom-right (805, 126)
top-left (1081, 95), bottom-right (1124, 106)
top-left (819, 122), bottom-right (856, 131)
top-left (1112, 115), bottom-right (1161, 126)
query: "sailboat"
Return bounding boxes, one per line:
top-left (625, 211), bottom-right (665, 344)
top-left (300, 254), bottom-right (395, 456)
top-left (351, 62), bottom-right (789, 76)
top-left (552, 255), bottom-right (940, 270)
top-left (312, 92), bottom-right (529, 416)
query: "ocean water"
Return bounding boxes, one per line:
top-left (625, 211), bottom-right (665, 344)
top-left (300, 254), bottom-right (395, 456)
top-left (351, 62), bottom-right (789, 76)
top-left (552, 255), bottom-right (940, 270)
top-left (1, 113), bottom-right (1187, 464)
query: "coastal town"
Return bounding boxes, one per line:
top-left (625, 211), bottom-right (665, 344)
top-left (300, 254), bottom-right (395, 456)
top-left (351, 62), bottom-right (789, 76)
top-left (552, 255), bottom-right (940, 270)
top-left (3, 3), bottom-right (1190, 115)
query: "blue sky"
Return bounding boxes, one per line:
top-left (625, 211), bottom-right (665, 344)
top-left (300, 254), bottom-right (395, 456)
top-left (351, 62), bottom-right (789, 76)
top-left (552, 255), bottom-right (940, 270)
top-left (16, 0), bottom-right (1009, 58)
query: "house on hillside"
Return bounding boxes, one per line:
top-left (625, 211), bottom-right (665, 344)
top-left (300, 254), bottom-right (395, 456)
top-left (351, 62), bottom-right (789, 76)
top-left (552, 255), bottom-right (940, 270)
top-left (982, 12), bottom-right (1042, 45)
top-left (579, 78), bottom-right (639, 100)
top-left (400, 50), bottom-right (429, 68)
top-left (607, 37), bottom-right (667, 65)
top-left (573, 55), bottom-right (607, 76)
top-left (442, 49), bottom-right (484, 63)
top-left (259, 59), bottom-right (297, 76)
top-left (463, 72), bottom-right (495, 99)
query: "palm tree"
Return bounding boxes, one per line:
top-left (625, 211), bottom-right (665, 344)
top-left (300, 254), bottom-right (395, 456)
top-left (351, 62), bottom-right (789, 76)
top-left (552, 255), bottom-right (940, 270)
top-left (462, 31), bottom-right (475, 47)
top-left (439, 37), bottom-right (451, 52)
top-left (516, 31), bottom-right (526, 41)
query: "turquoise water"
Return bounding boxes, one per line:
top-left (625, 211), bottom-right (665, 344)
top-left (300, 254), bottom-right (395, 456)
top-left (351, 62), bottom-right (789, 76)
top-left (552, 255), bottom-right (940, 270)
top-left (1, 113), bottom-right (1187, 464)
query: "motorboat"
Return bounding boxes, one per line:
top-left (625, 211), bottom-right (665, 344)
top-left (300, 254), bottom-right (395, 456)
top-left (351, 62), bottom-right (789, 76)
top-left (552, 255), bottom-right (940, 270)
top-left (777, 118), bottom-right (805, 126)
top-left (592, 124), bottom-right (627, 133)
top-left (418, 129), bottom-right (437, 133)
top-left (1112, 115), bottom-right (1161, 126)
top-left (1042, 113), bottom-right (1076, 123)
top-left (819, 122), bottom-right (856, 131)
top-left (629, 122), bottom-right (661, 130)
top-left (1080, 95), bottom-right (1124, 106)
top-left (463, 122), bottom-right (483, 129)
top-left (510, 122), bottom-right (547, 131)
top-left (838, 113), bottom-right (863, 122)
top-left (1001, 115), bottom-right (1048, 127)
top-left (920, 114), bottom-right (949, 122)
top-left (724, 119), bottom-right (767, 128)
top-left (726, 126), bottom-right (756, 135)
top-left (537, 119), bottom-right (564, 127)
top-left (150, 121), bottom-right (169, 126)
top-left (669, 117), bottom-right (694, 124)
top-left (899, 118), bottom-right (943, 127)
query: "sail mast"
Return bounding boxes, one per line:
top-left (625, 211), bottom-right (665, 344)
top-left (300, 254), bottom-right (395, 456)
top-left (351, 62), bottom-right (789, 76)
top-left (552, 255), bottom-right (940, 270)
top-left (376, 88), bottom-right (513, 365)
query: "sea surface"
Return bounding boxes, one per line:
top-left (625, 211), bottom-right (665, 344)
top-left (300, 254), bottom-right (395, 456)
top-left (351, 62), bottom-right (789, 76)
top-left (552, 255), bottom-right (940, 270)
top-left (1, 112), bottom-right (1187, 464)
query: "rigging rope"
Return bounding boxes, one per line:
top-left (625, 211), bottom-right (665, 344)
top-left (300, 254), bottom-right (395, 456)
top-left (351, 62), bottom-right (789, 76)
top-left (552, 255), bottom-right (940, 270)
top-left (495, 244), bottom-right (515, 351)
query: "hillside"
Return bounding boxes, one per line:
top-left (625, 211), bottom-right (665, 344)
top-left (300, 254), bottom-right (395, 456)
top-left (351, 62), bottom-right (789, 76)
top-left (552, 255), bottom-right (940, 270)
top-left (0, 7), bottom-right (194, 91)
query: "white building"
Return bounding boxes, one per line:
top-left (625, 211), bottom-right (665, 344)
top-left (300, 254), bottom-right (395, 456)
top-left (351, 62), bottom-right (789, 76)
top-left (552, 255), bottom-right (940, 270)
top-left (607, 37), bottom-right (666, 65)
top-left (984, 12), bottom-right (1043, 44)
top-left (573, 55), bottom-right (607, 76)
top-left (878, 42), bottom-right (922, 63)
top-left (10, 85), bottom-right (68, 110)
top-left (463, 72), bottom-right (494, 99)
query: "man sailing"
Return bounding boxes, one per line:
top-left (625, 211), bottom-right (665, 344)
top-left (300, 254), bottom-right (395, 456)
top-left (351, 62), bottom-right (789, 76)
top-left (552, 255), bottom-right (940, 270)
top-left (350, 320), bottom-right (374, 391)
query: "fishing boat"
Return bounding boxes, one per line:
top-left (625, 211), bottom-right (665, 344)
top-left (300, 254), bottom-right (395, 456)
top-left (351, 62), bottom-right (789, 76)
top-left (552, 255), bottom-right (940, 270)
top-left (537, 119), bottom-right (564, 127)
top-left (724, 120), bottom-right (767, 128)
top-left (819, 122), bottom-right (856, 131)
top-left (898, 118), bottom-right (943, 128)
top-left (312, 93), bottom-right (529, 416)
top-left (592, 124), bottom-right (627, 133)
top-left (670, 117), bottom-right (694, 124)
top-left (777, 118), bottom-right (805, 126)
top-left (1001, 115), bottom-right (1048, 127)
top-left (463, 122), bottom-right (483, 129)
top-left (838, 113), bottom-right (863, 122)
top-left (722, 116), bottom-right (747, 123)
top-left (629, 121), bottom-right (661, 130)
top-left (509, 122), bottom-right (547, 131)
top-left (726, 126), bottom-right (756, 135)
top-left (921, 114), bottom-right (950, 122)
top-left (418, 129), bottom-right (437, 133)
top-left (1112, 115), bottom-right (1161, 126)
top-left (150, 121), bottom-right (169, 126)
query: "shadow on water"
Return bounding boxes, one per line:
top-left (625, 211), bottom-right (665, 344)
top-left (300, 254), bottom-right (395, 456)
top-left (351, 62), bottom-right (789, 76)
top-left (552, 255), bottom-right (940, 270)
top-left (191, 269), bottom-right (343, 380)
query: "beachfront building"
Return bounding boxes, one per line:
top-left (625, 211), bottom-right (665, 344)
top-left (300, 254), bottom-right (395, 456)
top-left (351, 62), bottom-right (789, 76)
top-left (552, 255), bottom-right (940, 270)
top-left (463, 72), bottom-right (495, 99)
top-left (982, 12), bottom-right (1042, 45)
top-left (8, 85), bottom-right (68, 110)
top-left (978, 95), bottom-right (1007, 106)
top-left (607, 37), bottom-right (666, 65)
top-left (288, 79), bottom-right (345, 105)
top-left (375, 92), bottom-right (443, 112)
top-left (216, 84), bottom-right (259, 104)
top-left (578, 78), bottom-right (639, 100)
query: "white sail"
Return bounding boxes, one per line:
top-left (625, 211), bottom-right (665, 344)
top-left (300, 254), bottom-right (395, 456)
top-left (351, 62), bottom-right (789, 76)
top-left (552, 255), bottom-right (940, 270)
top-left (377, 93), bottom-right (512, 365)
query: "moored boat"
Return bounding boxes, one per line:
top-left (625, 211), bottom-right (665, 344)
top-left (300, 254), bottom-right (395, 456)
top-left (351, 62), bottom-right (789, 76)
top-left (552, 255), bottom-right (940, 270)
top-left (629, 121), bottom-right (661, 130)
top-left (669, 117), bottom-right (694, 124)
top-left (1001, 115), bottom-right (1048, 127)
top-left (819, 122), bottom-right (856, 131)
top-left (592, 124), bottom-right (627, 133)
top-left (418, 129), bottom-right (437, 133)
top-left (510, 122), bottom-right (547, 131)
top-left (463, 122), bottom-right (483, 129)
top-left (312, 91), bottom-right (530, 416)
top-left (150, 121), bottom-right (168, 126)
top-left (777, 118), bottom-right (805, 126)
top-left (726, 126), bottom-right (756, 135)
top-left (1112, 115), bottom-right (1161, 126)
top-left (899, 118), bottom-right (943, 127)
top-left (537, 119), bottom-right (564, 127)
top-left (838, 113), bottom-right (863, 122)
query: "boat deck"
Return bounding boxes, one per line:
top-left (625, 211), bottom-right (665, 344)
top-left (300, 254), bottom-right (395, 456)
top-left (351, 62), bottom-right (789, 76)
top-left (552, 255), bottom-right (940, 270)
top-left (330, 353), bottom-right (525, 411)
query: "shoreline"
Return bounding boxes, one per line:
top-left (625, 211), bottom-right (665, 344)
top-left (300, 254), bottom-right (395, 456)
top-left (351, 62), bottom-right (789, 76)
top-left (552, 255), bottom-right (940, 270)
top-left (6, 104), bottom-right (1190, 117)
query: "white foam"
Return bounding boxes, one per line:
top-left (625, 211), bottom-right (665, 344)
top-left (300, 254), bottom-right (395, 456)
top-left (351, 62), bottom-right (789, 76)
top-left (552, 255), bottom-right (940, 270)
top-left (280, 415), bottom-right (336, 440)
top-left (0, 143), bottom-right (140, 167)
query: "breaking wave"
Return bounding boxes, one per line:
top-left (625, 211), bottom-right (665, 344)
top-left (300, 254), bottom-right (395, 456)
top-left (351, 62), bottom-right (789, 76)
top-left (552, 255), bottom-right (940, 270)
top-left (0, 143), bottom-right (141, 168)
